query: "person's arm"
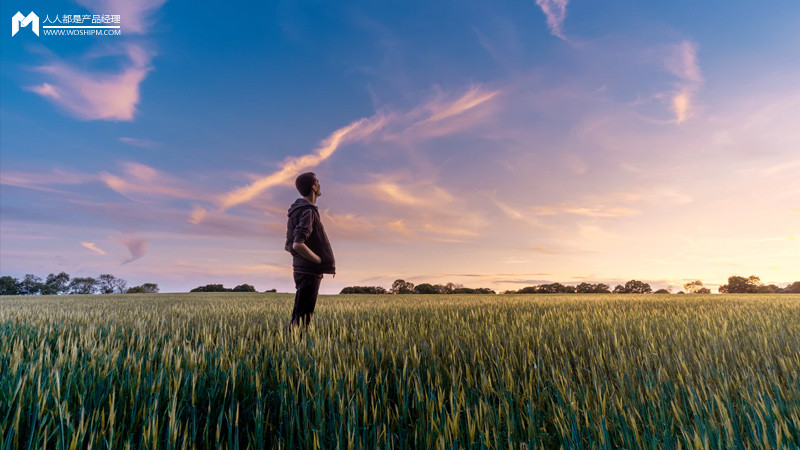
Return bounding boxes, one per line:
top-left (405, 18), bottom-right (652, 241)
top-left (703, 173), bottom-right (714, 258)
top-left (292, 242), bottom-right (321, 264)
top-left (292, 208), bottom-right (321, 263)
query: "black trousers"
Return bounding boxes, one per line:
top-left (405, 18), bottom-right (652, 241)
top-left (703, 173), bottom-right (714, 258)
top-left (291, 271), bottom-right (322, 327)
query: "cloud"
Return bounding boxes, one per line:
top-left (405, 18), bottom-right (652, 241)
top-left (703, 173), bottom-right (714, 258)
top-left (74, 0), bottom-right (168, 34)
top-left (491, 198), bottom-right (544, 227)
top-left (189, 207), bottom-right (208, 225)
top-left (81, 241), bottom-right (106, 255)
top-left (218, 114), bottom-right (389, 211)
top-left (0, 169), bottom-right (97, 193)
top-left (663, 40), bottom-right (702, 123)
top-left (417, 86), bottom-right (500, 124)
top-left (215, 85), bottom-right (500, 214)
top-left (664, 40), bottom-right (702, 84)
top-left (533, 205), bottom-right (640, 218)
top-left (100, 161), bottom-right (204, 201)
top-left (755, 160), bottom-right (800, 177)
top-left (25, 44), bottom-right (154, 121)
top-left (320, 209), bottom-right (376, 238)
top-left (119, 137), bottom-right (159, 148)
top-left (391, 85), bottom-right (501, 141)
top-left (114, 236), bottom-right (148, 264)
top-left (535, 0), bottom-right (569, 40)
top-left (356, 178), bottom-right (456, 207)
top-left (386, 219), bottom-right (414, 237)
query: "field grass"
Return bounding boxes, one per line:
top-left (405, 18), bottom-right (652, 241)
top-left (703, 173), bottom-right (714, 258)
top-left (2, 293), bottom-right (799, 449)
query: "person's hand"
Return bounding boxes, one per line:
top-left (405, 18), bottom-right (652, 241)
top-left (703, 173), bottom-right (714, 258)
top-left (312, 254), bottom-right (322, 264)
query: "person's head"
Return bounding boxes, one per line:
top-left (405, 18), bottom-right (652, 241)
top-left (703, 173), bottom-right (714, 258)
top-left (295, 172), bottom-right (321, 198)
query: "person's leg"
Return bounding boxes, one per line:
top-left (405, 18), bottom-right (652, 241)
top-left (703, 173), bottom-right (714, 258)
top-left (290, 272), bottom-right (322, 328)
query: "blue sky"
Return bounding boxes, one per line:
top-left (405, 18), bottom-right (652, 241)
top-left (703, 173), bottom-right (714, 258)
top-left (2, 0), bottom-right (799, 293)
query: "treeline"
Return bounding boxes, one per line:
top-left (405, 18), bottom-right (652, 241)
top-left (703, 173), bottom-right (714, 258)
top-left (505, 276), bottom-right (800, 295)
top-left (190, 284), bottom-right (277, 293)
top-left (340, 276), bottom-right (800, 296)
top-left (718, 276), bottom-right (800, 294)
top-left (0, 272), bottom-right (159, 295)
top-left (340, 280), bottom-right (495, 295)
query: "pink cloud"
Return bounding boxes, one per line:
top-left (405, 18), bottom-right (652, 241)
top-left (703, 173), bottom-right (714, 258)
top-left (535, 0), bottom-right (569, 40)
top-left (0, 169), bottom-right (97, 193)
top-left (114, 236), bottom-right (148, 264)
top-left (214, 85), bottom-right (501, 214)
top-left (119, 137), bottom-right (159, 148)
top-left (100, 161), bottom-right (205, 201)
top-left (81, 241), bottom-right (107, 255)
top-left (664, 40), bottom-right (703, 123)
top-left (217, 114), bottom-right (389, 211)
top-left (26, 44), bottom-right (153, 121)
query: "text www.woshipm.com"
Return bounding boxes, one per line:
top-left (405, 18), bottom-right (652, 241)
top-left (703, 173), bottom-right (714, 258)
top-left (43, 29), bottom-right (121, 36)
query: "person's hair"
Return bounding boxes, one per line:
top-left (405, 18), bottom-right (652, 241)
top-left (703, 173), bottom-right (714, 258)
top-left (295, 172), bottom-right (317, 196)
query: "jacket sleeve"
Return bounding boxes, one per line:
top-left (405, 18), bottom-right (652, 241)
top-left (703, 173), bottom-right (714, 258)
top-left (293, 209), bottom-right (314, 244)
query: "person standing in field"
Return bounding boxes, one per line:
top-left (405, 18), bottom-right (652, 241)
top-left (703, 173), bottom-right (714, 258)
top-left (285, 172), bottom-right (336, 331)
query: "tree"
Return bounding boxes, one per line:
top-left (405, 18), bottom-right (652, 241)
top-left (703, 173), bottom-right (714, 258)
top-left (97, 274), bottom-right (128, 294)
top-left (685, 280), bottom-right (711, 294)
top-left (785, 281), bottom-right (800, 294)
top-left (654, 289), bottom-right (671, 294)
top-left (232, 284), bottom-right (257, 292)
top-left (719, 275), bottom-right (763, 293)
top-left (264, 288), bottom-right (277, 293)
top-left (413, 283), bottom-right (438, 294)
top-left (42, 272), bottom-right (70, 295)
top-left (535, 283), bottom-right (573, 293)
top-left (127, 283), bottom-right (159, 294)
top-left (614, 280), bottom-right (652, 294)
top-left (69, 277), bottom-right (97, 295)
top-left (684, 280), bottom-right (702, 294)
top-left (576, 283), bottom-right (610, 293)
top-left (391, 279), bottom-right (415, 294)
top-left (0, 276), bottom-right (20, 295)
top-left (18, 274), bottom-right (44, 295)
top-left (340, 286), bottom-right (387, 294)
top-left (453, 287), bottom-right (496, 294)
top-left (190, 284), bottom-right (230, 292)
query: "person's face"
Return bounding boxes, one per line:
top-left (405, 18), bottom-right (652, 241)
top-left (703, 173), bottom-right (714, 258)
top-left (313, 178), bottom-right (321, 197)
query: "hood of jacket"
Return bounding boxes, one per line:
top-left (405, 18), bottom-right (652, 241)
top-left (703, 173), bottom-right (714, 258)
top-left (287, 198), bottom-right (317, 217)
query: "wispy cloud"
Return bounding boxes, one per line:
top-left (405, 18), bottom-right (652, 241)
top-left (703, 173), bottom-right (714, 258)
top-left (214, 85), bottom-right (500, 214)
top-left (0, 169), bottom-right (97, 193)
top-left (25, 44), bottom-right (154, 121)
top-left (535, 0), bottom-right (569, 41)
top-left (417, 86), bottom-right (500, 124)
top-left (81, 241), bottom-right (106, 255)
top-left (320, 210), bottom-right (376, 239)
top-left (390, 85), bottom-right (501, 141)
top-left (355, 177), bottom-right (456, 207)
top-left (532, 204), bottom-right (640, 218)
top-left (114, 236), bottom-right (148, 264)
top-left (218, 115), bottom-right (389, 211)
top-left (100, 161), bottom-right (204, 201)
top-left (119, 137), bottom-right (159, 148)
top-left (664, 40), bottom-right (703, 123)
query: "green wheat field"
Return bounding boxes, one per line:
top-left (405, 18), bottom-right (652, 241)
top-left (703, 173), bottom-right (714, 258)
top-left (2, 293), bottom-right (799, 449)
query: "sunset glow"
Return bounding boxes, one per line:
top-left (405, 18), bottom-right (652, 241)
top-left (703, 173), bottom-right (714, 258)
top-left (2, 0), bottom-right (798, 293)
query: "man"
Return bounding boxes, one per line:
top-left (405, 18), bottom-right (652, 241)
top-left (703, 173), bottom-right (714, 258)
top-left (285, 172), bottom-right (335, 330)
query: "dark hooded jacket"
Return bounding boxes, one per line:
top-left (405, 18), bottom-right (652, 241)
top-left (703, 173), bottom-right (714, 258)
top-left (286, 198), bottom-right (335, 275)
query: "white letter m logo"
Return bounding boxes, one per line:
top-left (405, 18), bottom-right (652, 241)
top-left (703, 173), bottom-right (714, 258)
top-left (12, 11), bottom-right (39, 36)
